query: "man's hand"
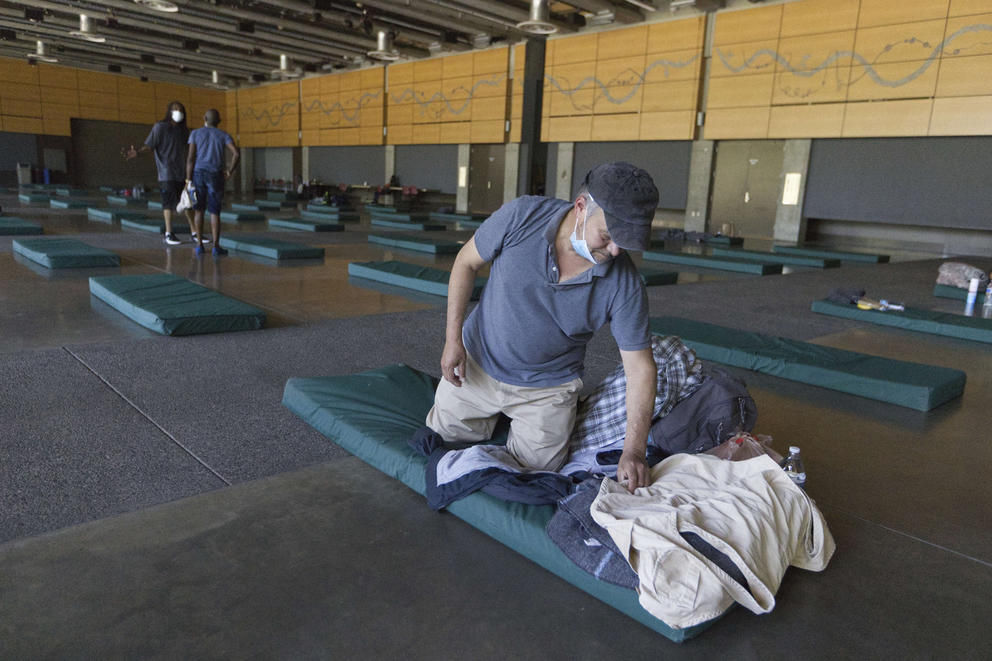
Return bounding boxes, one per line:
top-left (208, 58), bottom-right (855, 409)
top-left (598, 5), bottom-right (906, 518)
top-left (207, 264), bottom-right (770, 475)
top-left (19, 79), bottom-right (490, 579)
top-left (441, 341), bottom-right (466, 387)
top-left (122, 145), bottom-right (137, 161)
top-left (616, 449), bottom-right (650, 493)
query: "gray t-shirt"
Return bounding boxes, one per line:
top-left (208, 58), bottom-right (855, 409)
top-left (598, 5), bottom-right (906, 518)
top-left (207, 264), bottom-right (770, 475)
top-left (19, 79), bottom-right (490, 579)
top-left (144, 120), bottom-right (188, 182)
top-left (464, 195), bottom-right (650, 388)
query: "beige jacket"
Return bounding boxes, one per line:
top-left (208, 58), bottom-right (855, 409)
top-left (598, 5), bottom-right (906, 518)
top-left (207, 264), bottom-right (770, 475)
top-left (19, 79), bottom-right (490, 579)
top-left (590, 453), bottom-right (835, 629)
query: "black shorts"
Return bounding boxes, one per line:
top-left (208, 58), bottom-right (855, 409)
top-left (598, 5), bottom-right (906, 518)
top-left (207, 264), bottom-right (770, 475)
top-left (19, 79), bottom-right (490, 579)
top-left (160, 180), bottom-right (184, 211)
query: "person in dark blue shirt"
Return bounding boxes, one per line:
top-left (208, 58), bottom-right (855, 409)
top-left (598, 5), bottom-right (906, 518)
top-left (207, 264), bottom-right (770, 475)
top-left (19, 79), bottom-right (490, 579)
top-left (186, 109), bottom-right (239, 256)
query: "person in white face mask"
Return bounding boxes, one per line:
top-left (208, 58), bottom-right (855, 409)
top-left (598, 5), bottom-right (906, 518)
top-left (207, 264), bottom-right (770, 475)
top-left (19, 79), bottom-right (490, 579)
top-left (426, 162), bottom-right (660, 492)
top-left (123, 101), bottom-right (197, 246)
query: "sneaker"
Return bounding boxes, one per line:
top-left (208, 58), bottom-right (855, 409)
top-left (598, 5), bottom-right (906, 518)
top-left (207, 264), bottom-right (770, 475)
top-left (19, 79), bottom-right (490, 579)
top-left (164, 232), bottom-right (181, 246)
top-left (212, 245), bottom-right (228, 256)
top-left (194, 244), bottom-right (204, 256)
top-left (192, 233), bottom-right (211, 244)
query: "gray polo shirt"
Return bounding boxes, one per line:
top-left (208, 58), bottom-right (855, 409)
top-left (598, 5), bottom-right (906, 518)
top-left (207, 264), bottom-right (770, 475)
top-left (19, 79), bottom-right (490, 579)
top-left (463, 195), bottom-right (650, 388)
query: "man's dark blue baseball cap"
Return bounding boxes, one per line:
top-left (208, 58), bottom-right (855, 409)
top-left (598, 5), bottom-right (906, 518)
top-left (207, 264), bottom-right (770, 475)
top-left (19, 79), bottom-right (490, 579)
top-left (583, 161), bottom-right (659, 251)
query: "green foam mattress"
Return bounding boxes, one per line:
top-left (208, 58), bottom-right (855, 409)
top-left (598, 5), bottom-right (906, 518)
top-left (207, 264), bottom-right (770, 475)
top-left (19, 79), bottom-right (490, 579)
top-left (89, 274), bottom-right (265, 336)
top-left (429, 211), bottom-right (487, 223)
top-left (0, 217), bottom-right (43, 235)
top-left (281, 363), bottom-right (721, 643)
top-left (811, 299), bottom-right (992, 344)
top-left (223, 235), bottom-right (325, 260)
top-left (254, 199), bottom-right (294, 209)
top-left (307, 202), bottom-right (353, 211)
top-left (230, 203), bottom-right (262, 212)
top-left (55, 188), bottom-right (89, 197)
top-left (774, 245), bottom-right (890, 263)
top-left (265, 191), bottom-right (300, 201)
top-left (368, 209), bottom-right (429, 222)
top-left (220, 211), bottom-right (265, 222)
top-left (649, 316), bottom-right (965, 411)
top-left (268, 217), bottom-right (343, 232)
top-left (642, 250), bottom-right (782, 275)
top-left (87, 207), bottom-right (149, 223)
top-left (933, 283), bottom-right (986, 306)
top-left (639, 268), bottom-right (679, 286)
top-left (120, 217), bottom-right (190, 234)
top-left (18, 193), bottom-right (50, 204)
top-left (710, 247), bottom-right (840, 269)
top-left (367, 232), bottom-right (463, 254)
top-left (370, 218), bottom-right (447, 231)
top-left (13, 238), bottom-right (120, 269)
top-left (703, 235), bottom-right (743, 246)
top-left (50, 197), bottom-right (91, 209)
top-left (106, 195), bottom-right (147, 207)
top-left (147, 201), bottom-right (164, 210)
top-left (348, 260), bottom-right (486, 299)
top-left (300, 209), bottom-right (359, 222)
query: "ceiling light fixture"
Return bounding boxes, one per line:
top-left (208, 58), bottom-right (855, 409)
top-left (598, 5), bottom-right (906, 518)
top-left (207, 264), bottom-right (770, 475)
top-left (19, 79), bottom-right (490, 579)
top-left (69, 14), bottom-right (106, 43)
top-left (516, 0), bottom-right (557, 35)
top-left (270, 54), bottom-right (302, 79)
top-left (366, 30), bottom-right (400, 61)
top-left (207, 70), bottom-right (230, 90)
top-left (27, 40), bottom-right (58, 63)
top-left (133, 0), bottom-right (179, 12)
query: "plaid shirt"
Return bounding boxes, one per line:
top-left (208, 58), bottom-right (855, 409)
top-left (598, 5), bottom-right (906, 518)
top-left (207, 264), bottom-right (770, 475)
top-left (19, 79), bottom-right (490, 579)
top-left (565, 335), bottom-right (704, 467)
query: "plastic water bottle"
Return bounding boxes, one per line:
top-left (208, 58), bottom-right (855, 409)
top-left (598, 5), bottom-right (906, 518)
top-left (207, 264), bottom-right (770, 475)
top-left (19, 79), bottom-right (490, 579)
top-left (965, 278), bottom-right (980, 316)
top-left (982, 283), bottom-right (992, 319)
top-left (781, 446), bottom-right (807, 488)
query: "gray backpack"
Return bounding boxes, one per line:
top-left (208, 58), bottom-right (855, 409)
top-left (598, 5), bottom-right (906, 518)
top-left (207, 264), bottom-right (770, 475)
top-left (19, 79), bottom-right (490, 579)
top-left (648, 364), bottom-right (757, 456)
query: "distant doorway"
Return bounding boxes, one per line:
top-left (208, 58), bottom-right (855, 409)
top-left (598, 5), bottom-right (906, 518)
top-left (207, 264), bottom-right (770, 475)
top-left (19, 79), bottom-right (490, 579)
top-left (709, 140), bottom-right (784, 239)
top-left (468, 144), bottom-right (504, 214)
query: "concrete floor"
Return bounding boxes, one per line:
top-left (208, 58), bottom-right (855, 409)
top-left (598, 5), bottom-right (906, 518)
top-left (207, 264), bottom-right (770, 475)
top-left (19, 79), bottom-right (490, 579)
top-left (1, 192), bottom-right (991, 659)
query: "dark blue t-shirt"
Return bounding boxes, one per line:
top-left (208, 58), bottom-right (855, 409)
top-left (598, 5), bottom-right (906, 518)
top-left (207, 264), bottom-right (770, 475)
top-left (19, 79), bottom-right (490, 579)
top-left (464, 195), bottom-right (650, 388)
top-left (188, 126), bottom-right (233, 173)
top-left (144, 120), bottom-right (188, 182)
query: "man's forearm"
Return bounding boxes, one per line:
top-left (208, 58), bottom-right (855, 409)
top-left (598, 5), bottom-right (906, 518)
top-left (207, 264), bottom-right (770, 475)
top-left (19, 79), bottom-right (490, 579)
top-left (445, 260), bottom-right (476, 345)
top-left (622, 353), bottom-right (656, 456)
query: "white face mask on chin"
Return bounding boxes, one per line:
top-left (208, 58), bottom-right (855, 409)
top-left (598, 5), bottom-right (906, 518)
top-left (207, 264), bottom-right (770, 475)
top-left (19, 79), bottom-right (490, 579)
top-left (171, 110), bottom-right (184, 123)
top-left (569, 206), bottom-right (599, 265)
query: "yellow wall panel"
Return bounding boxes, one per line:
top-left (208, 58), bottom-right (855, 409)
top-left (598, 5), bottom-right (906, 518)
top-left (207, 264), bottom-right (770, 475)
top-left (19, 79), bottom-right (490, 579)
top-left (936, 54), bottom-right (992, 96)
top-left (440, 121), bottom-right (471, 144)
top-left (2, 84), bottom-right (42, 102)
top-left (772, 66), bottom-right (851, 104)
top-left (768, 103), bottom-right (846, 137)
top-left (775, 31), bottom-right (856, 74)
top-left (853, 20), bottom-right (947, 66)
top-left (387, 124), bottom-right (413, 144)
top-left (943, 14), bottom-right (992, 58)
top-left (319, 74), bottom-right (340, 95)
top-left (37, 65), bottom-right (77, 89)
top-left (857, 0), bottom-right (949, 28)
top-left (474, 48), bottom-right (508, 74)
top-left (841, 98), bottom-right (932, 136)
top-left (470, 120), bottom-right (504, 143)
top-left (710, 40), bottom-right (780, 78)
top-left (593, 85), bottom-right (642, 115)
top-left (124, 79), bottom-right (156, 99)
top-left (360, 125), bottom-right (383, 145)
top-left (77, 90), bottom-right (118, 110)
top-left (117, 96), bottom-right (157, 117)
top-left (547, 115), bottom-right (591, 141)
top-left (412, 123), bottom-right (441, 143)
top-left (846, 60), bottom-right (938, 100)
top-left (301, 78), bottom-right (320, 97)
top-left (2, 116), bottom-right (44, 133)
top-left (1, 59), bottom-right (39, 84)
top-left (780, 0), bottom-right (860, 38)
top-left (596, 56), bottom-right (647, 85)
top-left (78, 106), bottom-right (120, 122)
top-left (470, 76), bottom-right (507, 98)
top-left (414, 59), bottom-right (443, 82)
top-left (338, 127), bottom-right (362, 145)
top-left (301, 128), bottom-right (319, 145)
top-left (442, 53), bottom-right (474, 79)
top-left (706, 73), bottom-right (775, 109)
top-left (551, 33), bottom-right (598, 66)
top-left (703, 107), bottom-right (770, 139)
top-left (470, 97), bottom-right (504, 121)
top-left (713, 5), bottom-right (782, 47)
top-left (591, 114), bottom-right (639, 141)
top-left (2, 98), bottom-right (41, 117)
top-left (42, 116), bottom-right (71, 136)
top-left (930, 95), bottom-right (992, 133)
top-left (388, 62), bottom-right (414, 86)
top-left (950, 0), bottom-right (992, 16)
top-left (642, 49), bottom-right (702, 83)
top-left (640, 80), bottom-right (698, 112)
top-left (646, 17), bottom-right (705, 54)
top-left (548, 86), bottom-right (594, 116)
top-left (388, 103), bottom-right (414, 125)
top-left (639, 110), bottom-right (695, 140)
top-left (597, 26), bottom-right (647, 61)
top-left (361, 67), bottom-right (384, 88)
top-left (339, 71), bottom-right (362, 92)
top-left (42, 102), bottom-right (78, 118)
top-left (38, 85), bottom-right (78, 106)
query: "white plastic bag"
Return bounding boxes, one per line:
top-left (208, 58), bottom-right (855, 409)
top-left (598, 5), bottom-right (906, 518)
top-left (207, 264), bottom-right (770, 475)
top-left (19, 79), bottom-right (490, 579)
top-left (176, 181), bottom-right (196, 212)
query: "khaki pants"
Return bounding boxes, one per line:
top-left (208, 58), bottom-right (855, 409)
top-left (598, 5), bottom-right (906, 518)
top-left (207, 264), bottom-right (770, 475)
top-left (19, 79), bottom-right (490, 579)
top-left (425, 352), bottom-right (582, 472)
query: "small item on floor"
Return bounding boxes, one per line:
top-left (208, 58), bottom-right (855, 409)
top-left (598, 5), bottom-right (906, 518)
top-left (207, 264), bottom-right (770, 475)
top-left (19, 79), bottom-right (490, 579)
top-left (982, 283), bottom-right (992, 319)
top-left (826, 287), bottom-right (866, 305)
top-left (964, 277), bottom-right (980, 316)
top-left (936, 262), bottom-right (989, 289)
top-left (856, 297), bottom-right (904, 312)
top-left (780, 446), bottom-right (807, 488)
top-left (704, 431), bottom-right (782, 464)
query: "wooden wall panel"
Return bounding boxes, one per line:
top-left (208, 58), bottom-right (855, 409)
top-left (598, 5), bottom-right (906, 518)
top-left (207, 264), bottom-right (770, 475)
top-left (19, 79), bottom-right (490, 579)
top-left (639, 110), bottom-right (695, 140)
top-left (710, 39), bottom-right (780, 79)
top-left (712, 5), bottom-right (782, 47)
top-left (703, 107), bottom-right (770, 139)
top-left (950, 0), bottom-right (992, 17)
top-left (857, 0), bottom-right (949, 28)
top-left (37, 64), bottom-right (77, 89)
top-left (780, 0), bottom-right (860, 38)
top-left (930, 95), bottom-right (992, 134)
top-left (590, 114), bottom-right (639, 141)
top-left (841, 99), bottom-right (932, 136)
top-left (708, 74), bottom-right (775, 109)
top-left (936, 54), bottom-right (992, 96)
top-left (768, 103), bottom-right (845, 137)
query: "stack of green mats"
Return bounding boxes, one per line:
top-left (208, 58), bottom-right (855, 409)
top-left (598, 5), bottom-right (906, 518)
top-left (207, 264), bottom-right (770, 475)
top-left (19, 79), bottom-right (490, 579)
top-left (106, 195), bottom-right (147, 207)
top-left (220, 211), bottom-right (266, 222)
top-left (774, 245), bottom-right (890, 263)
top-left (428, 211), bottom-right (487, 224)
top-left (709, 247), bottom-right (840, 269)
top-left (222, 235), bottom-right (325, 260)
top-left (649, 316), bottom-right (966, 411)
top-left (50, 197), bottom-right (90, 209)
top-left (367, 208), bottom-right (429, 222)
top-left (89, 273), bottom-right (266, 336)
top-left (254, 199), bottom-right (293, 209)
top-left (55, 188), bottom-right (89, 197)
top-left (230, 203), bottom-right (262, 212)
top-left (642, 250), bottom-right (783, 274)
top-left (120, 216), bottom-right (190, 234)
top-left (281, 364), bottom-right (723, 643)
top-left (268, 217), bottom-right (343, 232)
top-left (811, 299), bottom-right (992, 344)
top-left (367, 232), bottom-right (463, 254)
top-left (13, 238), bottom-right (120, 269)
top-left (639, 268), bottom-right (678, 286)
top-left (0, 217), bottom-right (43, 235)
top-left (300, 208), bottom-right (359, 222)
top-left (703, 235), bottom-right (744, 246)
top-left (87, 207), bottom-right (149, 223)
top-left (370, 218), bottom-right (447, 231)
top-left (348, 260), bottom-right (486, 299)
top-left (18, 193), bottom-right (50, 204)
top-left (934, 283), bottom-right (986, 306)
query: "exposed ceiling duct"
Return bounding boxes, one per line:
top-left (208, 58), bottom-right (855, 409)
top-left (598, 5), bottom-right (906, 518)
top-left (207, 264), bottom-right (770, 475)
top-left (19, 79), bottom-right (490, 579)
top-left (515, 0), bottom-right (557, 34)
top-left (366, 29), bottom-right (400, 62)
top-left (26, 39), bottom-right (57, 62)
top-left (133, 0), bottom-right (177, 13)
top-left (69, 13), bottom-right (105, 43)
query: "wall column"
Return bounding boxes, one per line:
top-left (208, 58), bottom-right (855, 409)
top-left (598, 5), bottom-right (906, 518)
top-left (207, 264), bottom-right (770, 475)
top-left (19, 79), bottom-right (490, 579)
top-left (239, 147), bottom-right (254, 195)
top-left (503, 142), bottom-right (520, 204)
top-left (684, 139), bottom-right (714, 232)
top-left (773, 139), bottom-right (812, 244)
top-left (555, 142), bottom-right (574, 201)
top-left (384, 144), bottom-right (395, 184)
top-left (301, 146), bottom-right (310, 183)
top-left (456, 143), bottom-right (470, 213)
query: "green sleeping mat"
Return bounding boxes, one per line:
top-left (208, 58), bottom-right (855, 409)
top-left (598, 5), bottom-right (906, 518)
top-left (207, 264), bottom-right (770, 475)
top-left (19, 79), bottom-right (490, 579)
top-left (120, 216), bottom-right (190, 234)
top-left (300, 209), bottom-right (359, 222)
top-left (230, 203), bottom-right (262, 212)
top-left (268, 217), bottom-right (344, 232)
top-left (18, 193), bottom-right (50, 204)
top-left (811, 299), bottom-right (992, 344)
top-left (371, 218), bottom-right (447, 231)
top-left (703, 235), bottom-right (744, 246)
top-left (649, 316), bottom-right (966, 411)
top-left (281, 364), bottom-right (722, 643)
top-left (642, 250), bottom-right (783, 275)
top-left (933, 283), bottom-right (986, 306)
top-left (50, 197), bottom-right (91, 209)
top-left (55, 188), bottom-right (89, 197)
top-left (308, 202), bottom-right (354, 211)
top-left (348, 260), bottom-right (486, 299)
top-left (254, 199), bottom-right (294, 209)
top-left (220, 211), bottom-right (266, 222)
top-left (367, 232), bottom-right (463, 254)
top-left (99, 186), bottom-right (116, 193)
top-left (89, 274), bottom-right (266, 336)
top-left (87, 207), bottom-right (149, 223)
top-left (639, 268), bottom-right (679, 286)
top-left (222, 235), bottom-right (325, 260)
top-left (368, 209), bottom-right (429, 222)
top-left (0, 217), bottom-right (43, 235)
top-left (709, 247), bottom-right (840, 269)
top-left (429, 211), bottom-right (487, 224)
top-left (265, 191), bottom-right (300, 201)
top-left (147, 201), bottom-right (164, 210)
top-left (106, 195), bottom-right (147, 207)
top-left (13, 238), bottom-right (120, 269)
top-left (774, 245), bottom-right (890, 263)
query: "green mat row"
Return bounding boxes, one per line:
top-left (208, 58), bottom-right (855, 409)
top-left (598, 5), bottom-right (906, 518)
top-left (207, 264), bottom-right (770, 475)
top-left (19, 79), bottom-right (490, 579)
top-left (268, 217), bottom-right (343, 232)
top-left (649, 316), bottom-right (965, 411)
top-left (368, 208), bottom-right (429, 222)
top-left (87, 207), bottom-right (149, 223)
top-left (50, 198), bottom-right (91, 209)
top-left (368, 232), bottom-right (462, 254)
top-left (933, 283), bottom-right (986, 306)
top-left (642, 250), bottom-right (783, 274)
top-left (230, 203), bottom-right (262, 212)
top-left (812, 299), bottom-right (992, 344)
top-left (13, 238), bottom-right (119, 269)
top-left (121, 217), bottom-right (190, 234)
top-left (55, 188), bottom-right (89, 197)
top-left (89, 274), bottom-right (266, 336)
top-left (0, 217), bottom-right (43, 235)
top-left (253, 199), bottom-right (294, 209)
top-left (348, 260), bottom-right (486, 299)
top-left (300, 209), bottom-right (359, 222)
top-left (709, 247), bottom-right (840, 269)
top-left (428, 211), bottom-right (487, 224)
top-left (18, 193), bottom-right (50, 204)
top-left (281, 364), bottom-right (720, 643)
top-left (370, 218), bottom-right (447, 231)
top-left (774, 245), bottom-right (890, 263)
top-left (702, 235), bottom-right (744, 246)
top-left (106, 196), bottom-right (147, 208)
top-left (222, 235), bottom-right (325, 260)
top-left (220, 211), bottom-right (265, 223)
top-left (639, 268), bottom-right (679, 286)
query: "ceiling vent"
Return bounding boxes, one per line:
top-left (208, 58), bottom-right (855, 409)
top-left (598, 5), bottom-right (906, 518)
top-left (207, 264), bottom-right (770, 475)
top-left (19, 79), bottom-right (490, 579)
top-left (133, 0), bottom-right (179, 13)
top-left (271, 53), bottom-right (303, 79)
top-left (367, 30), bottom-right (400, 61)
top-left (70, 14), bottom-right (106, 43)
top-left (27, 40), bottom-right (58, 63)
top-left (516, 0), bottom-right (556, 35)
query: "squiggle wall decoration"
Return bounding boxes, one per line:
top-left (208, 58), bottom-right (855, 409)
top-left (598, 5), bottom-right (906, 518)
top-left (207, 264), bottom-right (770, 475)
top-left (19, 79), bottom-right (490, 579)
top-left (302, 91), bottom-right (383, 126)
top-left (241, 100), bottom-right (299, 129)
top-left (388, 74), bottom-right (506, 120)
